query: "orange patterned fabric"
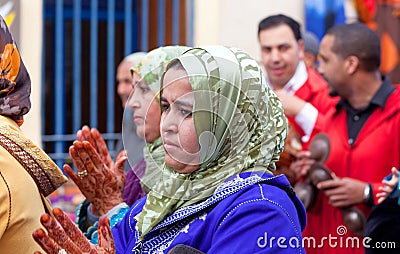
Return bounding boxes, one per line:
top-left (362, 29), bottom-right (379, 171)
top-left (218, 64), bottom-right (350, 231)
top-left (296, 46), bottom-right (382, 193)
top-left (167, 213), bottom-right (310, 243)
top-left (0, 15), bottom-right (31, 126)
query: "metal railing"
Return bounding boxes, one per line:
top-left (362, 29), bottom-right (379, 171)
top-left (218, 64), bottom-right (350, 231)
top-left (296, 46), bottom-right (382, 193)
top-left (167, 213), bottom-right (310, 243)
top-left (42, 0), bottom-right (194, 168)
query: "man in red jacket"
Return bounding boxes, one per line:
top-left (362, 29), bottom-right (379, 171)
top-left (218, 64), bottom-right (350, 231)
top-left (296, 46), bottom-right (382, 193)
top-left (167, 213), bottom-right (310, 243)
top-left (303, 23), bottom-right (400, 254)
top-left (258, 14), bottom-right (337, 182)
top-left (258, 14), bottom-right (337, 147)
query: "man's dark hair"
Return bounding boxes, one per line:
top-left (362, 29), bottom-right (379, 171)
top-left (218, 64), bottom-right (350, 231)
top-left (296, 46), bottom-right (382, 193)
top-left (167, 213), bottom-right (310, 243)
top-left (326, 23), bottom-right (381, 72)
top-left (258, 14), bottom-right (302, 41)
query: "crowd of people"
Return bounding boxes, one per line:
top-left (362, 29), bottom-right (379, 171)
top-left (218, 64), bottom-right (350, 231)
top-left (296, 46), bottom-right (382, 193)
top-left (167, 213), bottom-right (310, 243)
top-left (0, 9), bottom-right (399, 254)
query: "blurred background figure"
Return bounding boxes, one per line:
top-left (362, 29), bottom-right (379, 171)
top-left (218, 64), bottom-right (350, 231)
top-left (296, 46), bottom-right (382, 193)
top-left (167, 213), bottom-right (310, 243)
top-left (116, 52), bottom-right (146, 170)
top-left (257, 14), bottom-right (337, 184)
top-left (353, 0), bottom-right (400, 84)
top-left (303, 22), bottom-right (400, 254)
top-left (67, 46), bottom-right (189, 243)
top-left (258, 14), bottom-right (336, 148)
top-left (302, 31), bottom-right (320, 70)
top-left (48, 52), bottom-right (146, 220)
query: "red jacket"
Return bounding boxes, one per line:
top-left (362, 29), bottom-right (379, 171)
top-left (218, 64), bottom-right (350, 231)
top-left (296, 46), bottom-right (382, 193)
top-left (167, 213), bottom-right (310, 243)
top-left (303, 87), bottom-right (400, 254)
top-left (286, 68), bottom-right (338, 147)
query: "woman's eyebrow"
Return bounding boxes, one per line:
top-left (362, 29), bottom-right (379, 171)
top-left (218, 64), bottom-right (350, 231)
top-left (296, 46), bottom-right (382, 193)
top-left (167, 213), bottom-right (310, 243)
top-left (174, 99), bottom-right (193, 109)
top-left (138, 80), bottom-right (148, 86)
top-left (160, 96), bottom-right (193, 108)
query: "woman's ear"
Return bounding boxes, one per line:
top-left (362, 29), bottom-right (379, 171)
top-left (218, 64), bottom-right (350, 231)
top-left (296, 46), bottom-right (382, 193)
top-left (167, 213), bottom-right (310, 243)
top-left (345, 55), bottom-right (359, 75)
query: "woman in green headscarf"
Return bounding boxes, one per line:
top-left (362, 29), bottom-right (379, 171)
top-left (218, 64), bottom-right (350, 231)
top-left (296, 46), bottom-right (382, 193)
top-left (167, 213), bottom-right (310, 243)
top-left (62, 46), bottom-right (189, 243)
top-left (34, 46), bottom-right (306, 254)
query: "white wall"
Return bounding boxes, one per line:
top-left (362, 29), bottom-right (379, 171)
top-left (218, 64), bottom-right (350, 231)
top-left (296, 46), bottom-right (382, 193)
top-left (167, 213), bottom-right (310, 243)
top-left (19, 0), bottom-right (42, 146)
top-left (194, 0), bottom-right (304, 61)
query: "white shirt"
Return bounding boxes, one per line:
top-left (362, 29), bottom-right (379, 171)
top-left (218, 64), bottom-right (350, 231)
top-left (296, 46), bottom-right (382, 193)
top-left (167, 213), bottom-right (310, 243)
top-left (267, 61), bottom-right (318, 143)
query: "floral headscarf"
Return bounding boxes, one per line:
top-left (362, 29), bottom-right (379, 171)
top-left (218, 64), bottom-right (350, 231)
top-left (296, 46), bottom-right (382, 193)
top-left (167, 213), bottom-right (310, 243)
top-left (0, 15), bottom-right (31, 126)
top-left (135, 46), bottom-right (287, 238)
top-left (125, 46), bottom-right (190, 191)
top-left (133, 46), bottom-right (191, 96)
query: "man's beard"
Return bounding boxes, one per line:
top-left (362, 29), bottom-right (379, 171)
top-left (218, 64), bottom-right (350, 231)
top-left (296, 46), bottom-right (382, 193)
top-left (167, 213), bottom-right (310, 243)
top-left (329, 89), bottom-right (339, 97)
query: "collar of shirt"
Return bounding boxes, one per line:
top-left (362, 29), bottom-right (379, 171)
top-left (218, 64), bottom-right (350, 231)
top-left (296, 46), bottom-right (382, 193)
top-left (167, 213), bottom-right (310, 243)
top-left (266, 61), bottom-right (308, 94)
top-left (337, 77), bottom-right (395, 113)
top-left (283, 61), bottom-right (308, 95)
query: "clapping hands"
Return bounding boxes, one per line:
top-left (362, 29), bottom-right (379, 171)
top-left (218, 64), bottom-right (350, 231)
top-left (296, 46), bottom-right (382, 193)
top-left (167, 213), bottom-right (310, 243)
top-left (63, 126), bottom-right (127, 215)
top-left (33, 208), bottom-right (115, 254)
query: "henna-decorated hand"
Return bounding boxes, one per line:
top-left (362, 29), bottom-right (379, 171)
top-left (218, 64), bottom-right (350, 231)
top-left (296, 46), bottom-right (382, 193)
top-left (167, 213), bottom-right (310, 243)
top-left (77, 126), bottom-right (114, 170)
top-left (64, 141), bottom-right (127, 215)
top-left (33, 208), bottom-right (115, 254)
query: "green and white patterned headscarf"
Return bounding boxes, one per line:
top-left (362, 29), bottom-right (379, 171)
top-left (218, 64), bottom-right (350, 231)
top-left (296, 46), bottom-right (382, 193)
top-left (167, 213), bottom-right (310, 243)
top-left (133, 46), bottom-right (190, 96)
top-left (135, 46), bottom-right (287, 238)
top-left (126, 45), bottom-right (190, 191)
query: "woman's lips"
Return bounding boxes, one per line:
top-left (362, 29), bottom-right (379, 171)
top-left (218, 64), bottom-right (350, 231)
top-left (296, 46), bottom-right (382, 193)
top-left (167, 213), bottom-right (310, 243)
top-left (163, 140), bottom-right (179, 151)
top-left (163, 144), bottom-right (177, 151)
top-left (133, 116), bottom-right (143, 122)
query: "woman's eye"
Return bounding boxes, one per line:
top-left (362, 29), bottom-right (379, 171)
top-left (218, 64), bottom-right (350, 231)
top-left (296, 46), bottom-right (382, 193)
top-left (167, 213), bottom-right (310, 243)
top-left (131, 81), bottom-right (139, 90)
top-left (180, 109), bottom-right (192, 118)
top-left (161, 104), bottom-right (170, 112)
top-left (140, 86), bottom-right (150, 93)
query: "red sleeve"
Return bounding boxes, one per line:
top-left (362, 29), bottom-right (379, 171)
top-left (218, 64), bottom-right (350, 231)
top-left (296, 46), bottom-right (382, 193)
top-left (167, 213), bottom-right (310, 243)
top-left (371, 182), bottom-right (384, 205)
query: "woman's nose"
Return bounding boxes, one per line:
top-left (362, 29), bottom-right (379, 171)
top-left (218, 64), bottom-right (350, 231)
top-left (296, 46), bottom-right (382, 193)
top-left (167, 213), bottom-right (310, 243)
top-left (161, 111), bottom-right (178, 133)
top-left (127, 89), bottom-right (140, 108)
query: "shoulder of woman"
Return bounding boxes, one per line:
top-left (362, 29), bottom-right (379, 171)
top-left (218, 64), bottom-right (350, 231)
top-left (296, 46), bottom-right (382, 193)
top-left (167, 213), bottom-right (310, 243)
top-left (212, 181), bottom-right (296, 216)
top-left (212, 183), bottom-right (303, 237)
top-left (0, 116), bottom-right (68, 196)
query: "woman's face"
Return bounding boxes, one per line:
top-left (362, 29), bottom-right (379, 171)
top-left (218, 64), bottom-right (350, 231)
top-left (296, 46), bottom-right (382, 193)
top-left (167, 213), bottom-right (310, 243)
top-left (127, 72), bottom-right (161, 143)
top-left (160, 67), bottom-right (200, 174)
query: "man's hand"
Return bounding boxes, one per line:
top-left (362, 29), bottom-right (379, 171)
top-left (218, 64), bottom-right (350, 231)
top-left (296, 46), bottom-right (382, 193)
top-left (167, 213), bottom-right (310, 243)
top-left (317, 177), bottom-right (366, 207)
top-left (274, 89), bottom-right (307, 117)
top-left (289, 151), bottom-right (315, 180)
